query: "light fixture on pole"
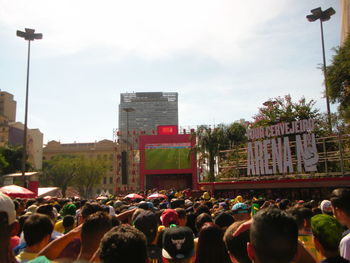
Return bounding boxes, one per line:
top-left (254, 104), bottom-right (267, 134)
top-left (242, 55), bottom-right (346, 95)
top-left (306, 7), bottom-right (335, 133)
top-left (16, 28), bottom-right (43, 186)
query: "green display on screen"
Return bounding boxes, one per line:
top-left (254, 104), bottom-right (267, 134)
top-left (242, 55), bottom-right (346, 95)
top-left (145, 143), bottom-right (191, 170)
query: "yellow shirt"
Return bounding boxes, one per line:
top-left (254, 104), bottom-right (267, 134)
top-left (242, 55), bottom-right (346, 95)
top-left (16, 251), bottom-right (37, 262)
top-left (54, 219), bottom-right (65, 233)
top-left (298, 234), bottom-right (323, 262)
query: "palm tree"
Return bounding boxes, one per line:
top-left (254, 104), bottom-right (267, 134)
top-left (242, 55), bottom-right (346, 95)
top-left (195, 125), bottom-right (226, 182)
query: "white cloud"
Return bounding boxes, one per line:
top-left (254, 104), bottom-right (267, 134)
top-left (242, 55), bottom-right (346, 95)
top-left (0, 0), bottom-right (287, 61)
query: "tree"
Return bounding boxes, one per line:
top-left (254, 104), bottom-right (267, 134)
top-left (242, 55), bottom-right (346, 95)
top-left (41, 155), bottom-right (78, 197)
top-left (252, 95), bottom-right (320, 127)
top-left (0, 145), bottom-right (30, 175)
top-left (194, 125), bottom-right (226, 182)
top-left (225, 122), bottom-right (248, 148)
top-left (326, 34), bottom-right (350, 126)
top-left (72, 156), bottom-right (108, 199)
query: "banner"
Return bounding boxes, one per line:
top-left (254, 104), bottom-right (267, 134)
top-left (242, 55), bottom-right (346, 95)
top-left (246, 119), bottom-right (319, 176)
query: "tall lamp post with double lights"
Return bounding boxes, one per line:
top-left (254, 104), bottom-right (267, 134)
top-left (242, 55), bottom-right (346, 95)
top-left (306, 7), bottom-right (335, 133)
top-left (16, 28), bottom-right (43, 186)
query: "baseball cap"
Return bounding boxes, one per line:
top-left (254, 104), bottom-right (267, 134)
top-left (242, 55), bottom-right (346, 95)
top-left (231, 203), bottom-right (250, 214)
top-left (61, 203), bottom-right (77, 216)
top-left (320, 200), bottom-right (333, 214)
top-left (162, 226), bottom-right (194, 260)
top-left (161, 209), bottom-right (179, 227)
top-left (0, 192), bottom-right (16, 225)
top-left (133, 210), bottom-right (158, 243)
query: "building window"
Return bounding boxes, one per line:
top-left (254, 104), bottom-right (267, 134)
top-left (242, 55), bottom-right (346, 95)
top-left (109, 154), bottom-right (113, 160)
top-left (109, 177), bottom-right (113, 184)
top-left (103, 177), bottom-right (107, 184)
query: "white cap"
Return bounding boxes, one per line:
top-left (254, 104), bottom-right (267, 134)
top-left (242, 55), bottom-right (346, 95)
top-left (320, 200), bottom-right (332, 213)
top-left (0, 192), bottom-right (16, 224)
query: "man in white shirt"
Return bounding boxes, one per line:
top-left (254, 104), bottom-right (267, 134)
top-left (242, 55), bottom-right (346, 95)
top-left (331, 188), bottom-right (350, 261)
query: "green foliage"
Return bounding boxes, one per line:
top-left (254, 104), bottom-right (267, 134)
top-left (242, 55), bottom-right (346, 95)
top-left (41, 155), bottom-right (78, 197)
top-left (195, 123), bottom-right (247, 182)
top-left (41, 154), bottom-right (110, 198)
top-left (326, 34), bottom-right (350, 126)
top-left (226, 122), bottom-right (247, 147)
top-left (0, 145), bottom-right (32, 175)
top-left (252, 95), bottom-right (320, 127)
top-left (72, 156), bottom-right (109, 199)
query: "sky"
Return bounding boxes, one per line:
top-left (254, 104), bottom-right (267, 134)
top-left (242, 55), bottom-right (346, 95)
top-left (0, 0), bottom-right (342, 144)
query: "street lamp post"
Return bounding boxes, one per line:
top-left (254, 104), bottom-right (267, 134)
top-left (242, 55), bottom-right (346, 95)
top-left (16, 28), bottom-right (43, 186)
top-left (306, 7), bottom-right (335, 133)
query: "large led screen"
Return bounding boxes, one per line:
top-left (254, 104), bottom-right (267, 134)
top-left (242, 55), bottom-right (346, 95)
top-left (145, 142), bottom-right (191, 170)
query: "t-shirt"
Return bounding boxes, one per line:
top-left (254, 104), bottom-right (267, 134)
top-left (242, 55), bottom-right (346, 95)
top-left (54, 220), bottom-right (65, 233)
top-left (298, 234), bottom-right (323, 262)
top-left (340, 232), bottom-right (350, 261)
top-left (16, 251), bottom-right (37, 263)
top-left (10, 236), bottom-right (21, 250)
top-left (27, 256), bottom-right (58, 263)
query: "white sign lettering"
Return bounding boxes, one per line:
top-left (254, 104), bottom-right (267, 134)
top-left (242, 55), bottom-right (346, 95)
top-left (246, 119), bottom-right (319, 176)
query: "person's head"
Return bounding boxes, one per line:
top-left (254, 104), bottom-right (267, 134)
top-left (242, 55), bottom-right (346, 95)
top-left (287, 207), bottom-right (313, 234)
top-left (133, 210), bottom-right (158, 244)
top-left (214, 212), bottom-right (234, 232)
top-left (231, 203), bottom-right (250, 221)
top-left (162, 226), bottom-right (194, 263)
top-left (224, 220), bottom-right (251, 263)
top-left (63, 215), bottom-right (75, 233)
top-left (161, 209), bottom-right (179, 227)
top-left (81, 211), bottom-right (112, 258)
top-left (311, 214), bottom-right (344, 257)
top-left (0, 192), bottom-right (19, 242)
top-left (80, 202), bottom-right (103, 223)
top-left (330, 188), bottom-right (350, 226)
top-left (320, 200), bottom-right (333, 216)
top-left (248, 207), bottom-right (298, 263)
top-left (195, 213), bottom-right (213, 232)
top-left (99, 224), bottom-right (147, 263)
top-left (23, 213), bottom-right (53, 250)
top-left (175, 208), bottom-right (187, 227)
top-left (131, 208), bottom-right (146, 223)
top-left (195, 205), bottom-right (210, 217)
top-left (278, 199), bottom-right (290, 210)
top-left (196, 223), bottom-right (230, 263)
top-left (36, 204), bottom-right (56, 222)
top-left (61, 203), bottom-right (77, 217)
top-left (0, 193), bottom-right (16, 227)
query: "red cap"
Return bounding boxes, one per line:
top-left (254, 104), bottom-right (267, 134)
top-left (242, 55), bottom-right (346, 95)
top-left (161, 209), bottom-right (179, 227)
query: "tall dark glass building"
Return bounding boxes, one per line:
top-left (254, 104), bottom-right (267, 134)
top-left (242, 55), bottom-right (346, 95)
top-left (118, 92), bottom-right (178, 134)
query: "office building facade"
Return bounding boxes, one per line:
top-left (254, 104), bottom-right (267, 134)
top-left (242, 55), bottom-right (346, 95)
top-left (118, 92), bottom-right (178, 136)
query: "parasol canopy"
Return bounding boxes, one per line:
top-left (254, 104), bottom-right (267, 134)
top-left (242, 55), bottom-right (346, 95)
top-left (124, 193), bottom-right (144, 200)
top-left (147, 193), bottom-right (168, 199)
top-left (0, 184), bottom-right (37, 198)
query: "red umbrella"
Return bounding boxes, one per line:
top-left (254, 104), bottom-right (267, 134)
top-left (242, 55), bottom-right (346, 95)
top-left (148, 193), bottom-right (168, 200)
top-left (0, 185), bottom-right (37, 198)
top-left (124, 193), bottom-right (144, 200)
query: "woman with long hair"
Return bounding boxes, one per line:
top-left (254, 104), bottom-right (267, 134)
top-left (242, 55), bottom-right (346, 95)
top-left (195, 222), bottom-right (231, 263)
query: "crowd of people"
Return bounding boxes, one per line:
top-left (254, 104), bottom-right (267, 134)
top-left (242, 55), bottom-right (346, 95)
top-left (1, 188), bottom-right (350, 263)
